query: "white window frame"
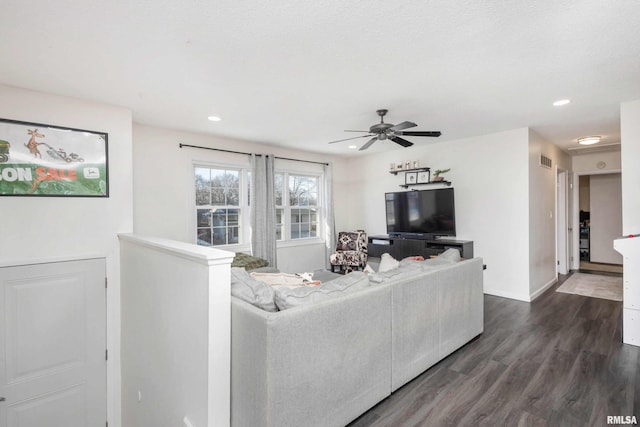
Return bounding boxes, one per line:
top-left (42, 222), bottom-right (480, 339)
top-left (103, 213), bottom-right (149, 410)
top-left (275, 170), bottom-right (324, 248)
top-left (193, 162), bottom-right (250, 250)
top-left (192, 162), bottom-right (325, 250)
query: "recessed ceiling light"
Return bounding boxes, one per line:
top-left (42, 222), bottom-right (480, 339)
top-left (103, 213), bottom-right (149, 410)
top-left (207, 115), bottom-right (221, 122)
top-left (348, 145), bottom-right (357, 149)
top-left (553, 99), bottom-right (571, 107)
top-left (578, 136), bottom-right (601, 145)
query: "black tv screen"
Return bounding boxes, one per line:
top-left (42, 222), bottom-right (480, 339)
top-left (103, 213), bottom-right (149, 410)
top-left (385, 188), bottom-right (456, 238)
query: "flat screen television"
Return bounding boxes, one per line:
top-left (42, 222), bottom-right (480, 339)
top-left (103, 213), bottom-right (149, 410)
top-left (385, 188), bottom-right (456, 239)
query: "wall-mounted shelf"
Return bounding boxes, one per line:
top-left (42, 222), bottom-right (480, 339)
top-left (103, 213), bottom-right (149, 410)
top-left (389, 167), bottom-right (430, 176)
top-left (390, 166), bottom-right (451, 188)
top-left (400, 180), bottom-right (452, 189)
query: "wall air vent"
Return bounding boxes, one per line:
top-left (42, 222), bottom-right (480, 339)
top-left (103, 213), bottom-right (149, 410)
top-left (539, 154), bottom-right (552, 169)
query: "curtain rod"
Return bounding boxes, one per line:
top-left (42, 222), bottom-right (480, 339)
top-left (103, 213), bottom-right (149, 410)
top-left (178, 143), bottom-right (329, 166)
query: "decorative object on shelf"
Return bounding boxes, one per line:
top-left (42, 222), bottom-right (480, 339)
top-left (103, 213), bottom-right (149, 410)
top-left (417, 170), bottom-right (430, 183)
top-left (389, 166), bottom-right (428, 176)
top-left (405, 172), bottom-right (418, 185)
top-left (405, 161), bottom-right (411, 170)
top-left (396, 162), bottom-right (404, 170)
top-left (413, 160), bottom-right (420, 169)
top-left (432, 168), bottom-right (451, 182)
top-left (390, 163), bottom-right (396, 171)
top-left (392, 166), bottom-right (450, 188)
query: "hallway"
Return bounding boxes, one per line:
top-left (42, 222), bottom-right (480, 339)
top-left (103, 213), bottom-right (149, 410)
top-left (580, 261), bottom-right (623, 275)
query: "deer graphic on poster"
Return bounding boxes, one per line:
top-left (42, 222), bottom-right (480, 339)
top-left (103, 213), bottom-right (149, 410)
top-left (24, 128), bottom-right (46, 158)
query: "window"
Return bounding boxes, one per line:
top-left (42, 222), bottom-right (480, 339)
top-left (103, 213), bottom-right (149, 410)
top-left (194, 164), bottom-right (322, 247)
top-left (195, 166), bottom-right (243, 246)
top-left (275, 172), bottom-right (320, 241)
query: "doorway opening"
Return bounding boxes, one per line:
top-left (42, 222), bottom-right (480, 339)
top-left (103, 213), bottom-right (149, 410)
top-left (573, 172), bottom-right (623, 275)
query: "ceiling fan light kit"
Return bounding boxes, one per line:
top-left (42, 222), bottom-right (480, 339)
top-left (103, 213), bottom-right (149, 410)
top-left (328, 109), bottom-right (441, 151)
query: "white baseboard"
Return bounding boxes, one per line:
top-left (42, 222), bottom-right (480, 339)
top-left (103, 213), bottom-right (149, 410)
top-left (483, 287), bottom-right (531, 302)
top-left (484, 276), bottom-right (558, 303)
top-left (529, 277), bottom-right (558, 301)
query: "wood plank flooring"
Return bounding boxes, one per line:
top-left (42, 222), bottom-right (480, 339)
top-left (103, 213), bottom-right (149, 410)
top-left (349, 272), bottom-right (637, 427)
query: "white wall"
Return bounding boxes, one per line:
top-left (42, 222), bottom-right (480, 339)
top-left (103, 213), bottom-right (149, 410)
top-left (341, 128), bottom-right (532, 301)
top-left (590, 174), bottom-right (623, 264)
top-left (0, 84), bottom-right (133, 427)
top-left (528, 130), bottom-right (571, 299)
top-left (572, 150), bottom-right (622, 173)
top-left (618, 99), bottom-right (640, 346)
top-left (579, 176), bottom-right (590, 212)
top-left (621, 100), bottom-right (640, 235)
top-left (132, 124), bottom-right (346, 272)
top-left (120, 234), bottom-right (233, 427)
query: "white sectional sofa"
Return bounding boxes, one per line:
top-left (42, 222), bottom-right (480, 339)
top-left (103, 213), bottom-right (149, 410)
top-left (230, 256), bottom-right (484, 427)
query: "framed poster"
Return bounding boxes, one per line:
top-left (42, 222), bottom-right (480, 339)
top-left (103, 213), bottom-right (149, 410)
top-left (417, 170), bottom-right (431, 183)
top-left (405, 172), bottom-right (417, 185)
top-left (0, 118), bottom-right (108, 197)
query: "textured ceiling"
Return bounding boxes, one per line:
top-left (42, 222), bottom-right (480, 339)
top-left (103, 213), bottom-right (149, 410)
top-left (1, 0), bottom-right (639, 155)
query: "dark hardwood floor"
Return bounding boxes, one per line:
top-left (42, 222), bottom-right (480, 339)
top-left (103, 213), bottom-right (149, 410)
top-left (350, 272), bottom-right (637, 427)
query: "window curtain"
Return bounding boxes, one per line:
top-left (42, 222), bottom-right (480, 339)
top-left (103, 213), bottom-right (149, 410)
top-left (323, 162), bottom-right (336, 269)
top-left (250, 154), bottom-right (277, 267)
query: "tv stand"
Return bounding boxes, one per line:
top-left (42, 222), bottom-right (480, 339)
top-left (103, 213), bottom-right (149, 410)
top-left (368, 235), bottom-right (473, 259)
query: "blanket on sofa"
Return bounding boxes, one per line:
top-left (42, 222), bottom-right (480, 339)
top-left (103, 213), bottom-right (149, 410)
top-left (231, 252), bottom-right (269, 270)
top-left (250, 272), bottom-right (319, 286)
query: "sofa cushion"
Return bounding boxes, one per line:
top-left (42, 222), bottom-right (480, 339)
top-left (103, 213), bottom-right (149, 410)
top-left (250, 272), bottom-right (309, 286)
top-left (398, 259), bottom-right (429, 269)
top-left (378, 253), bottom-right (400, 272)
top-left (438, 248), bottom-right (462, 262)
top-left (369, 258), bottom-right (455, 283)
top-left (369, 263), bottom-right (424, 283)
top-left (230, 267), bottom-right (278, 312)
top-left (274, 271), bottom-right (370, 310)
top-left (420, 257), bottom-right (455, 270)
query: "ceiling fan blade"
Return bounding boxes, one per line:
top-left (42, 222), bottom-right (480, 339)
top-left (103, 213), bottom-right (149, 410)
top-left (359, 137), bottom-right (378, 151)
top-left (396, 130), bottom-right (442, 137)
top-left (390, 121), bottom-right (417, 131)
top-left (328, 134), bottom-right (373, 144)
top-left (389, 136), bottom-right (413, 148)
top-left (344, 130), bottom-right (370, 133)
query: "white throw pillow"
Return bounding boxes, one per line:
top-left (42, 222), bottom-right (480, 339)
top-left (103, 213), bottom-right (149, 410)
top-left (378, 253), bottom-right (400, 272)
top-left (439, 248), bottom-right (462, 262)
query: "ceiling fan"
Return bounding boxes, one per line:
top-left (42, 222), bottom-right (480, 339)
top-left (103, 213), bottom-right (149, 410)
top-left (328, 109), bottom-right (441, 151)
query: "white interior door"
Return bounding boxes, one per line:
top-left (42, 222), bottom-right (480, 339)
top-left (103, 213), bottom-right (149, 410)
top-left (0, 258), bottom-right (106, 427)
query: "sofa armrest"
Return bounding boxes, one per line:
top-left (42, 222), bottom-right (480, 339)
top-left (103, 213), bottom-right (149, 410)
top-left (232, 283), bottom-right (392, 427)
top-left (390, 257), bottom-right (484, 391)
top-left (231, 299), bottom-right (271, 424)
top-left (437, 257), bottom-right (484, 358)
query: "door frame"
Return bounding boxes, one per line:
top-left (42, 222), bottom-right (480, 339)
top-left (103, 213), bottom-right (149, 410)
top-left (571, 168), bottom-right (622, 270)
top-left (556, 169), bottom-right (570, 275)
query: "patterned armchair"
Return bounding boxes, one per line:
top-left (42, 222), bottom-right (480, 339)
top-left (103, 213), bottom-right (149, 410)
top-left (330, 230), bottom-right (368, 273)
